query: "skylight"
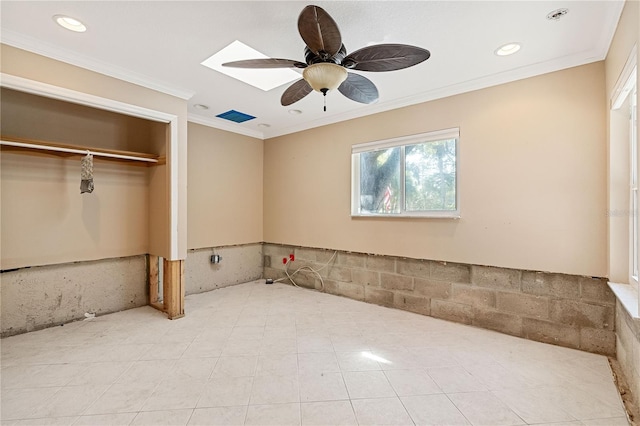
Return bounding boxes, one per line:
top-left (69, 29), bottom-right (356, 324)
top-left (201, 40), bottom-right (301, 91)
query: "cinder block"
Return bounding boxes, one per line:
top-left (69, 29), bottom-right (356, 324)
top-left (380, 273), bottom-right (414, 291)
top-left (264, 267), bottom-right (286, 281)
top-left (496, 292), bottom-right (549, 319)
top-left (579, 328), bottom-right (616, 356)
top-left (317, 250), bottom-right (339, 263)
top-left (263, 255), bottom-right (271, 268)
top-left (431, 262), bottom-right (471, 283)
top-left (472, 308), bottom-right (522, 337)
top-left (452, 284), bottom-right (496, 308)
top-left (326, 266), bottom-right (352, 282)
top-left (351, 269), bottom-right (380, 287)
top-left (472, 265), bottom-right (521, 290)
top-left (396, 258), bottom-right (430, 278)
top-left (430, 299), bottom-right (473, 325)
top-left (521, 271), bottom-right (580, 299)
top-left (289, 269), bottom-right (318, 289)
top-left (579, 277), bottom-right (615, 305)
top-left (549, 300), bottom-right (614, 330)
top-left (264, 244), bottom-right (293, 258)
top-left (522, 318), bottom-right (580, 349)
top-left (365, 255), bottom-right (396, 273)
top-left (414, 278), bottom-right (452, 300)
top-left (294, 247), bottom-right (318, 261)
top-left (394, 293), bottom-right (430, 315)
top-left (336, 252), bottom-right (366, 268)
top-left (325, 280), bottom-right (364, 301)
top-left (365, 287), bottom-right (395, 307)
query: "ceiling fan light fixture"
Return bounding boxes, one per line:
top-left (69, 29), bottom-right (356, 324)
top-left (302, 63), bottom-right (348, 93)
top-left (53, 14), bottom-right (87, 32)
top-left (495, 42), bottom-right (521, 56)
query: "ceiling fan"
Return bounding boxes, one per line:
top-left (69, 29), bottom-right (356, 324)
top-left (222, 4), bottom-right (431, 110)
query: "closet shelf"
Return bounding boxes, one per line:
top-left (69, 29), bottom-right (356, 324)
top-left (0, 136), bottom-right (165, 165)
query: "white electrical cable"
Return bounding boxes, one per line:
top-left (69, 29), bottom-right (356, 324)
top-left (274, 250), bottom-right (338, 291)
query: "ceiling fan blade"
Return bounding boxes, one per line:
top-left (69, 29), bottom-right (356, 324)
top-left (342, 44), bottom-right (430, 72)
top-left (338, 73), bottom-right (379, 104)
top-left (281, 79), bottom-right (313, 106)
top-left (298, 5), bottom-right (342, 58)
top-left (222, 58), bottom-right (307, 69)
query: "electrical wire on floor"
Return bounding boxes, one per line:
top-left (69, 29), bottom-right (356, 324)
top-left (273, 250), bottom-right (338, 291)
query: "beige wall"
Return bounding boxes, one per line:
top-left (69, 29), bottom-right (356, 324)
top-left (264, 62), bottom-right (607, 277)
top-left (187, 122), bottom-right (263, 249)
top-left (1, 45), bottom-right (188, 263)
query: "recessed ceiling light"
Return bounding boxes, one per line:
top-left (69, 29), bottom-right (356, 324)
top-left (193, 104), bottom-right (209, 110)
top-left (547, 8), bottom-right (569, 21)
top-left (201, 40), bottom-right (300, 91)
top-left (53, 15), bottom-right (87, 32)
top-left (257, 123), bottom-right (271, 128)
top-left (495, 43), bottom-right (521, 56)
top-left (288, 109), bottom-right (302, 115)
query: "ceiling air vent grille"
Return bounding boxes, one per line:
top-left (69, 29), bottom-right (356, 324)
top-left (216, 109), bottom-right (256, 123)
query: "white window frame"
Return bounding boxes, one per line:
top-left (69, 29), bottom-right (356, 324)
top-left (351, 128), bottom-right (460, 218)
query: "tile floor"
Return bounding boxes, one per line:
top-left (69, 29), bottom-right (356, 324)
top-left (0, 280), bottom-right (630, 426)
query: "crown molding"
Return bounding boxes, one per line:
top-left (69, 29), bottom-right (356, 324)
top-left (1, 29), bottom-right (195, 100)
top-left (188, 113), bottom-right (265, 140)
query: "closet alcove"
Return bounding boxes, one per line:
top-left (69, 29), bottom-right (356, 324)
top-left (1, 87), bottom-right (183, 320)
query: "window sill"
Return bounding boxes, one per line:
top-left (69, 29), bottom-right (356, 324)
top-left (608, 282), bottom-right (640, 321)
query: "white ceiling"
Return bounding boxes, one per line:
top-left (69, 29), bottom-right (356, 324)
top-left (1, 1), bottom-right (625, 139)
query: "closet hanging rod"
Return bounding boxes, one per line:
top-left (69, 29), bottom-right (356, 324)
top-left (0, 139), bottom-right (159, 163)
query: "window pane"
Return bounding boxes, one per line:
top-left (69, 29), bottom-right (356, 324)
top-left (405, 139), bottom-right (456, 211)
top-left (359, 147), bottom-right (401, 214)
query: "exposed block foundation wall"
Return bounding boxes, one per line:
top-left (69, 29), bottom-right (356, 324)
top-left (0, 255), bottom-right (147, 337)
top-left (185, 243), bottom-right (263, 295)
top-left (616, 301), bottom-right (640, 413)
top-left (263, 243), bottom-right (616, 356)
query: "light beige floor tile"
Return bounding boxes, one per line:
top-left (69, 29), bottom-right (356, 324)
top-left (31, 385), bottom-right (108, 418)
top-left (260, 338), bottom-right (297, 354)
top-left (187, 406), bottom-right (247, 426)
top-left (336, 351), bottom-right (381, 371)
top-left (343, 370), bottom-right (396, 399)
top-left (2, 364), bottom-right (88, 389)
top-left (448, 391), bottom-right (525, 426)
top-left (493, 388), bottom-right (576, 424)
top-left (13, 417), bottom-right (77, 425)
top-left (297, 336), bottom-right (334, 353)
top-left (116, 359), bottom-right (177, 385)
top-left (250, 374), bottom-right (300, 405)
top-left (139, 342), bottom-right (190, 360)
top-left (72, 413), bottom-right (137, 425)
top-left (427, 366), bottom-right (488, 393)
top-left (244, 403), bottom-right (301, 426)
top-left (384, 369), bottom-right (442, 396)
top-left (297, 352), bottom-right (340, 374)
top-left (95, 344), bottom-right (153, 362)
top-left (351, 397), bottom-right (413, 425)
top-left (67, 362), bottom-right (132, 386)
top-left (541, 386), bottom-right (627, 420)
top-left (141, 379), bottom-right (206, 411)
top-left (130, 409), bottom-right (193, 426)
top-left (83, 382), bottom-right (158, 415)
top-left (181, 341), bottom-right (225, 359)
top-left (165, 357), bottom-right (218, 381)
top-left (300, 400), bottom-right (356, 425)
top-left (1, 387), bottom-right (61, 421)
top-left (256, 353), bottom-right (298, 376)
top-left (401, 394), bottom-right (470, 425)
top-left (212, 356), bottom-right (258, 378)
top-left (197, 376), bottom-right (253, 408)
top-left (299, 372), bottom-right (349, 402)
top-left (580, 417), bottom-right (631, 425)
top-left (221, 339), bottom-right (263, 356)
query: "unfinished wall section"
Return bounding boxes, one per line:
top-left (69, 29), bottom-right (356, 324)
top-left (1, 255), bottom-right (147, 337)
top-left (616, 302), bottom-right (640, 414)
top-left (264, 243), bottom-right (616, 356)
top-left (184, 243), bottom-right (263, 295)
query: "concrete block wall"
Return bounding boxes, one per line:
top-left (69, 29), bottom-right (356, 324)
top-left (1, 255), bottom-right (147, 337)
top-left (263, 243), bottom-right (616, 356)
top-left (185, 243), bottom-right (263, 295)
top-left (616, 301), bottom-right (640, 413)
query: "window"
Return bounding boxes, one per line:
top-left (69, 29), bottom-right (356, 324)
top-left (351, 128), bottom-right (459, 217)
